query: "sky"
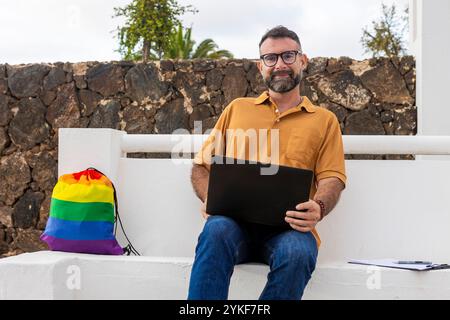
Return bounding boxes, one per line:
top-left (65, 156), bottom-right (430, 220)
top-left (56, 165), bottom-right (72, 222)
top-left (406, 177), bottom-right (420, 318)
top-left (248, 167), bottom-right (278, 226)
top-left (0, 0), bottom-right (410, 64)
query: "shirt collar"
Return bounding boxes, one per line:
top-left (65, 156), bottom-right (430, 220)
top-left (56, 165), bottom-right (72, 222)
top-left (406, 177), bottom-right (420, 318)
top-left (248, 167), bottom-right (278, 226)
top-left (254, 91), bottom-right (316, 113)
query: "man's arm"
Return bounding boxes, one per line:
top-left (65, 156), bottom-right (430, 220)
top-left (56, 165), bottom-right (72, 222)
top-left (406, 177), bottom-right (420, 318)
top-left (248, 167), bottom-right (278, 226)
top-left (285, 177), bottom-right (345, 232)
top-left (191, 164), bottom-right (209, 202)
top-left (191, 164), bottom-right (211, 220)
top-left (313, 177), bottom-right (345, 220)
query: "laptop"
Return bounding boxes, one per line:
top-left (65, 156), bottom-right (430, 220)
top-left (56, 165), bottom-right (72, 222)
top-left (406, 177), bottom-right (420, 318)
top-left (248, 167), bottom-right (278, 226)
top-left (206, 156), bottom-right (314, 229)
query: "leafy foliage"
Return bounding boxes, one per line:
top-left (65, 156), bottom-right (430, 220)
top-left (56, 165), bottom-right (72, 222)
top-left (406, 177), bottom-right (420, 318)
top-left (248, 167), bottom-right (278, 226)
top-left (114, 0), bottom-right (197, 61)
top-left (164, 24), bottom-right (234, 59)
top-left (361, 4), bottom-right (409, 58)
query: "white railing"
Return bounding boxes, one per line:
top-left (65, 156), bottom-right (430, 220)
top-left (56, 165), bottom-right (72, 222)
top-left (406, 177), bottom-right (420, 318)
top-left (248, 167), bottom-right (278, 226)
top-left (121, 134), bottom-right (450, 155)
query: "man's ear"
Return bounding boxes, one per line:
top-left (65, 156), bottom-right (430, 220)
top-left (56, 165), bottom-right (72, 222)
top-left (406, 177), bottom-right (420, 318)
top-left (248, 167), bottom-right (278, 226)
top-left (257, 60), bottom-right (263, 73)
top-left (301, 54), bottom-right (308, 71)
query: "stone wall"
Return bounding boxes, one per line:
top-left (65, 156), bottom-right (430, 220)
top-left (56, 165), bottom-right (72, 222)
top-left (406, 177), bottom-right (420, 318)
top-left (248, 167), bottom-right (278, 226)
top-left (0, 57), bottom-right (416, 257)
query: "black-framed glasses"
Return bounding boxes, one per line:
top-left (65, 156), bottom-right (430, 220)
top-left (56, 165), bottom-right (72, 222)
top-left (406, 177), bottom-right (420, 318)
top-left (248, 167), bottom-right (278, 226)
top-left (260, 50), bottom-right (302, 67)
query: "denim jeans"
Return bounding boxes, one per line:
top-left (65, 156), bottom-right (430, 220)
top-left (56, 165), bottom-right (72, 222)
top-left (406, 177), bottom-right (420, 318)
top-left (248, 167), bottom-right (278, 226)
top-left (187, 215), bottom-right (318, 300)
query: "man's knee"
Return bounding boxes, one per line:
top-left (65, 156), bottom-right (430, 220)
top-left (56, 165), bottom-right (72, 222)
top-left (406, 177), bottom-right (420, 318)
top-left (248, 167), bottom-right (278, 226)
top-left (200, 215), bottom-right (240, 243)
top-left (270, 232), bottom-right (318, 269)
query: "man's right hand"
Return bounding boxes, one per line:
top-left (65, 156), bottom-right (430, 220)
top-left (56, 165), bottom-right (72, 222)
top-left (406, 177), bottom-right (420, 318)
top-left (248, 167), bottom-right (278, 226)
top-left (201, 198), bottom-right (210, 220)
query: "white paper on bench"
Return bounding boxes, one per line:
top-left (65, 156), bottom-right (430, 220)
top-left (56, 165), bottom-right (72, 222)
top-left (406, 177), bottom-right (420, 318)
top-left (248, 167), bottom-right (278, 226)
top-left (348, 259), bottom-right (434, 271)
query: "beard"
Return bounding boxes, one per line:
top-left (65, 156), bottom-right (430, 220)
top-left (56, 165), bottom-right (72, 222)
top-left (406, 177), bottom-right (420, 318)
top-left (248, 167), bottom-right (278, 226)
top-left (264, 69), bottom-right (302, 93)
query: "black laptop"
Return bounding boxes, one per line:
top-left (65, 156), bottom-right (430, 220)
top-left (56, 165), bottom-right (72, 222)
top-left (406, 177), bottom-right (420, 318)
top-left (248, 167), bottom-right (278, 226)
top-left (206, 156), bottom-right (314, 229)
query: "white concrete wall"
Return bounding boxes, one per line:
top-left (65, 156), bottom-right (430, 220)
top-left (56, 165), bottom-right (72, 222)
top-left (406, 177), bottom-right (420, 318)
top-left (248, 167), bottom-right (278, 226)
top-left (58, 128), bottom-right (125, 185)
top-left (113, 158), bottom-right (450, 262)
top-left (56, 129), bottom-right (450, 263)
top-left (411, 0), bottom-right (450, 159)
top-left (3, 129), bottom-right (450, 299)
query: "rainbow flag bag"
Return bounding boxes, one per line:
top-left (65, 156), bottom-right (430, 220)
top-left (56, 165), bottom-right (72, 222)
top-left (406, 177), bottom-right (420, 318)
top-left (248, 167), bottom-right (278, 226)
top-left (41, 168), bottom-right (139, 255)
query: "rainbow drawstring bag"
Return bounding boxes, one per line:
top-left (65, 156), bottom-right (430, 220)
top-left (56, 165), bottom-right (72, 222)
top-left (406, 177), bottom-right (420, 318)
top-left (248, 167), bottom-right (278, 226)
top-left (40, 168), bottom-right (138, 255)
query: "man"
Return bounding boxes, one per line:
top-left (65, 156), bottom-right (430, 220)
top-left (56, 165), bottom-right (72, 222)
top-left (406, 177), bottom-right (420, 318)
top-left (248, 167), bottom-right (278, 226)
top-left (188, 26), bottom-right (346, 300)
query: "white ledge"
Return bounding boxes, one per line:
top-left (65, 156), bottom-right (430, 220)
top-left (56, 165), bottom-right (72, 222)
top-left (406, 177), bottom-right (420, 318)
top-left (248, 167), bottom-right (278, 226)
top-left (120, 133), bottom-right (450, 155)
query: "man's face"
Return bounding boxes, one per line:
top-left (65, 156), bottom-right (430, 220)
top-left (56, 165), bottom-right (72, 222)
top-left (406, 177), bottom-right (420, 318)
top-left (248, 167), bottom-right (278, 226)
top-left (258, 37), bottom-right (308, 93)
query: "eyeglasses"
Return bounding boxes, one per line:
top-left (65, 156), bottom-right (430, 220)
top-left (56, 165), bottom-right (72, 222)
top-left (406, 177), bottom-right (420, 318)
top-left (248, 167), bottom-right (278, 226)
top-left (260, 50), bottom-right (302, 67)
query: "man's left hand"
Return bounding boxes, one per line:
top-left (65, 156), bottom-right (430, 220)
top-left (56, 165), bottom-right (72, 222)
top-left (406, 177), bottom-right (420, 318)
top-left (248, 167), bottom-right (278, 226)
top-left (285, 200), bottom-right (321, 233)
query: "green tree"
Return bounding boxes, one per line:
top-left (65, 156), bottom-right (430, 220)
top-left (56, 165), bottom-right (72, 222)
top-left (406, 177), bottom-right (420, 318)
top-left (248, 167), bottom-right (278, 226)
top-left (114, 0), bottom-right (196, 62)
top-left (361, 3), bottom-right (409, 58)
top-left (164, 24), bottom-right (234, 59)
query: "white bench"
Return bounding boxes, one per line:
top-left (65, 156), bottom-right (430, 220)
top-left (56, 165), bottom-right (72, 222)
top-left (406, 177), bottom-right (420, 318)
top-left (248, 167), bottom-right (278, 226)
top-left (1, 129), bottom-right (450, 300)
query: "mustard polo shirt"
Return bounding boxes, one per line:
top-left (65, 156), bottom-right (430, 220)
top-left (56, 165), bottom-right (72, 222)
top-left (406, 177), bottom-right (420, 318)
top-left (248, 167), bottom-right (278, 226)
top-left (194, 91), bottom-right (347, 247)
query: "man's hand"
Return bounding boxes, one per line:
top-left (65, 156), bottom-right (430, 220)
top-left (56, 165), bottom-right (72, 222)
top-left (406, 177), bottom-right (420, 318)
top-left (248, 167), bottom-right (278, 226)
top-left (285, 200), bottom-right (321, 233)
top-left (201, 198), bottom-right (210, 220)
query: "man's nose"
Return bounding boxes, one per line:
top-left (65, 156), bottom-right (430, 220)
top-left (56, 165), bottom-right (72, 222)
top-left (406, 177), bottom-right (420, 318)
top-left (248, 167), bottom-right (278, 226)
top-left (273, 55), bottom-right (288, 70)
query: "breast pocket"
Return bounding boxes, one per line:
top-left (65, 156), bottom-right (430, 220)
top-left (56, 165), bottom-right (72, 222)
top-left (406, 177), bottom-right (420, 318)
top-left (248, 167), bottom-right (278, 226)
top-left (285, 130), bottom-right (322, 168)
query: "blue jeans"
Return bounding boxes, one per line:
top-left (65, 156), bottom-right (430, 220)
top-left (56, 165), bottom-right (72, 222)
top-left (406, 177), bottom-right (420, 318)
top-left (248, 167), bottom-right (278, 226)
top-left (188, 215), bottom-right (318, 300)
